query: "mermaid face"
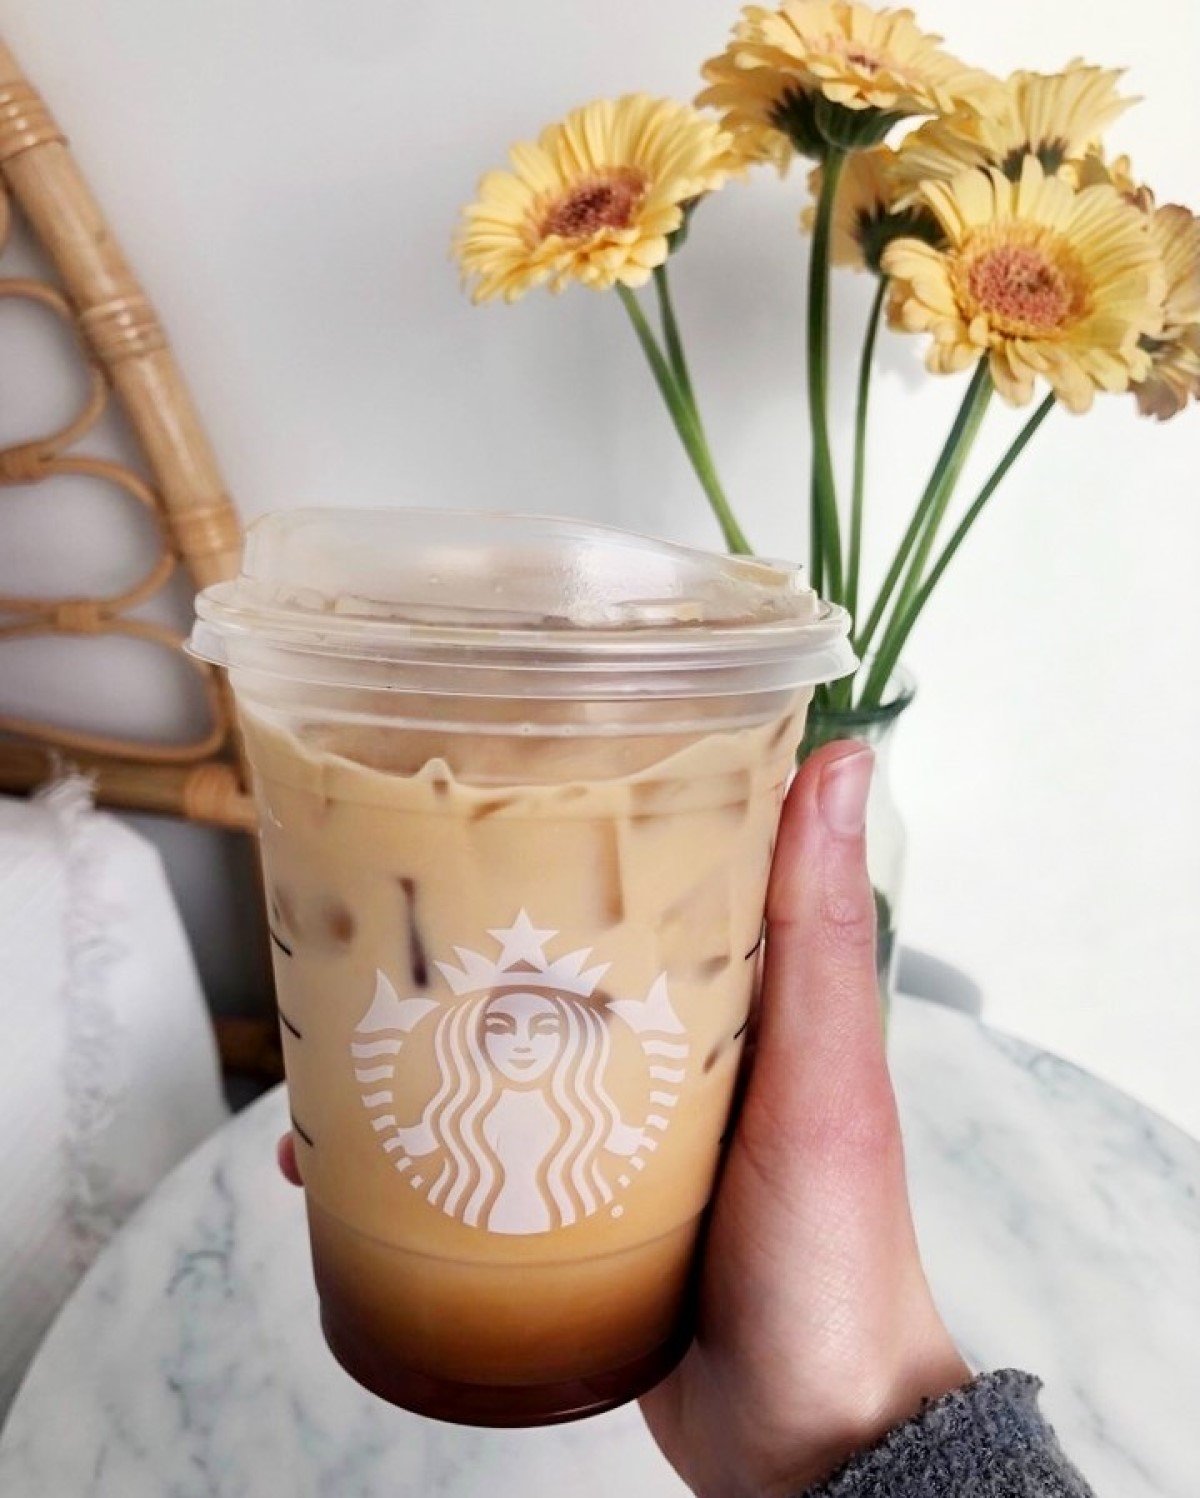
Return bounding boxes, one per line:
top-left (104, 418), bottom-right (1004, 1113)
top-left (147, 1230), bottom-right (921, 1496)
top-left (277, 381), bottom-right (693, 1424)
top-left (481, 991), bottom-right (564, 1085)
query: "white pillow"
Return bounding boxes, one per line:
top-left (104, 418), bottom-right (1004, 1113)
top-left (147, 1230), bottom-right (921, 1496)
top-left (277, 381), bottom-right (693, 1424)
top-left (0, 780), bottom-right (227, 1415)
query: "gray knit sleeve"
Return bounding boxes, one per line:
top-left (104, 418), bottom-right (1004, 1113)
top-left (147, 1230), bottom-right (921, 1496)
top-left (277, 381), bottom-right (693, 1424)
top-left (798, 1370), bottom-right (1095, 1497)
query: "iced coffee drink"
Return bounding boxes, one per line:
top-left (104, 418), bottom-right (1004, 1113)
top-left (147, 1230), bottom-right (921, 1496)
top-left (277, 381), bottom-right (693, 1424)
top-left (190, 509), bottom-right (853, 1425)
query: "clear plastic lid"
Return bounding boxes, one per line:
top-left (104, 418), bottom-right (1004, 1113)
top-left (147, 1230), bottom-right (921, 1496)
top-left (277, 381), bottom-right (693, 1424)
top-left (189, 509), bottom-right (855, 699)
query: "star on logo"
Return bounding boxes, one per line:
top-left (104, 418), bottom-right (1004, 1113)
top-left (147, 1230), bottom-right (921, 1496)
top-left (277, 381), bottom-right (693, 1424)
top-left (437, 911), bottom-right (610, 997)
top-left (487, 909), bottom-right (556, 970)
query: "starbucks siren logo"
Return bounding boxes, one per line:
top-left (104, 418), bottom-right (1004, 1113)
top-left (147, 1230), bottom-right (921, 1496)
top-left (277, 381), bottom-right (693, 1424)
top-left (351, 911), bottom-right (689, 1235)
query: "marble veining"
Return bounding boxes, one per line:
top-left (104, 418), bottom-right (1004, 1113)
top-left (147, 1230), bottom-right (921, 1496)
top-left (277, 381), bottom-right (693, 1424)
top-left (1, 998), bottom-right (1197, 1497)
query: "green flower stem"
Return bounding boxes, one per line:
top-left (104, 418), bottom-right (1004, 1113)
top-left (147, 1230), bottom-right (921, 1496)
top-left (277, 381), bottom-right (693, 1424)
top-left (808, 147), bottom-right (847, 602)
top-left (836, 274), bottom-right (887, 706)
top-left (857, 363), bottom-right (994, 708)
top-left (653, 264), bottom-right (696, 410)
top-left (617, 283), bottom-right (752, 555)
top-left (855, 360), bottom-right (992, 663)
top-left (864, 393), bottom-right (1056, 692)
top-left (652, 263), bottom-right (749, 552)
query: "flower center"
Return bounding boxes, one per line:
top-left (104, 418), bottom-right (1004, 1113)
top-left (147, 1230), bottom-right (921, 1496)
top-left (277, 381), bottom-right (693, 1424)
top-left (999, 141), bottom-right (1067, 181)
top-left (822, 32), bottom-right (913, 83)
top-left (858, 203), bottom-right (943, 273)
top-left (539, 169), bottom-right (647, 241)
top-left (960, 235), bottom-right (1086, 335)
top-left (844, 46), bottom-right (883, 74)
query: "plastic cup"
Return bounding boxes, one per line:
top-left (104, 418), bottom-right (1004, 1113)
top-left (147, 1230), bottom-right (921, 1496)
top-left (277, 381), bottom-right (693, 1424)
top-left (189, 509), bottom-right (854, 1426)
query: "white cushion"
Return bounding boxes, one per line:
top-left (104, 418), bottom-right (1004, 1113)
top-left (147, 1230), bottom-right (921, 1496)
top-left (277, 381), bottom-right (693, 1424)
top-left (0, 780), bottom-right (227, 1414)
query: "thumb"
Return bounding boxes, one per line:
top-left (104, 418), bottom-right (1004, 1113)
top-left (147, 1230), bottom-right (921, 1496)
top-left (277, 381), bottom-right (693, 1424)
top-left (741, 741), bottom-right (902, 1176)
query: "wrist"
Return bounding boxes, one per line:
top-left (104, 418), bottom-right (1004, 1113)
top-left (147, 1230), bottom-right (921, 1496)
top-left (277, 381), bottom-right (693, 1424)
top-left (767, 1334), bottom-right (972, 1497)
top-left (787, 1372), bottom-right (1080, 1498)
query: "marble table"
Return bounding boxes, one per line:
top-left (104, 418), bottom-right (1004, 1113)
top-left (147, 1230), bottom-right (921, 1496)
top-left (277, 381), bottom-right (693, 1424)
top-left (2, 998), bottom-right (1197, 1497)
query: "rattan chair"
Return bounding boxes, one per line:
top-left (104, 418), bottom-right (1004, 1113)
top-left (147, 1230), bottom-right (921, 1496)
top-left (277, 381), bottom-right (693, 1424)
top-left (0, 36), bottom-right (277, 1076)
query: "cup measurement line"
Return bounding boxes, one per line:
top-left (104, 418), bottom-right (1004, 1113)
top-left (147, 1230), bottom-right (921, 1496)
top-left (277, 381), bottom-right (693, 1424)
top-left (277, 1008), bottom-right (302, 1040)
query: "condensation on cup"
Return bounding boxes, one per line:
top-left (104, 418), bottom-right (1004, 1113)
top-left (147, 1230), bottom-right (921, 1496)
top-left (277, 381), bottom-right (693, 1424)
top-left (189, 508), bottom-right (855, 1426)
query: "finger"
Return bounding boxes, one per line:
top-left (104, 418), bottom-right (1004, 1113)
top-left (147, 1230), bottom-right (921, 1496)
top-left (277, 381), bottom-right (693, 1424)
top-left (277, 1131), bottom-right (303, 1186)
top-left (744, 741), bottom-right (901, 1172)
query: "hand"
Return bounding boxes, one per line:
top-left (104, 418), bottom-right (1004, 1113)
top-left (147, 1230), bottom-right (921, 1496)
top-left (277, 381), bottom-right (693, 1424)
top-left (637, 742), bottom-right (970, 1497)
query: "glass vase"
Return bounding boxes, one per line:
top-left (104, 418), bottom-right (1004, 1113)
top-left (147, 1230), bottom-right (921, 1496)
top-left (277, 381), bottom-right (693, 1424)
top-left (800, 667), bottom-right (915, 1015)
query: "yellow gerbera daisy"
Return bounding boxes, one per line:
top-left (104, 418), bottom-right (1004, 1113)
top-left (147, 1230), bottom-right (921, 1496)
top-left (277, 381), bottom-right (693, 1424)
top-left (1065, 157), bottom-right (1200, 419)
top-left (803, 145), bottom-right (942, 271)
top-left (454, 96), bottom-right (736, 303)
top-left (699, 1), bottom-right (1000, 167)
top-left (896, 61), bottom-right (1134, 189)
top-left (882, 157), bottom-right (1164, 412)
top-left (1133, 204), bottom-right (1200, 420)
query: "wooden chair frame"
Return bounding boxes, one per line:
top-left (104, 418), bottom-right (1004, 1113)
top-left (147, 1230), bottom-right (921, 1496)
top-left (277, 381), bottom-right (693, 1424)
top-left (0, 37), bottom-right (284, 1077)
top-left (0, 35), bottom-right (252, 832)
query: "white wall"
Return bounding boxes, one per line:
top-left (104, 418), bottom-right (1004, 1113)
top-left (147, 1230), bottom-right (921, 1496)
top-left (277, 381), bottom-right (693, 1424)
top-left (1, 0), bottom-right (1197, 1132)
